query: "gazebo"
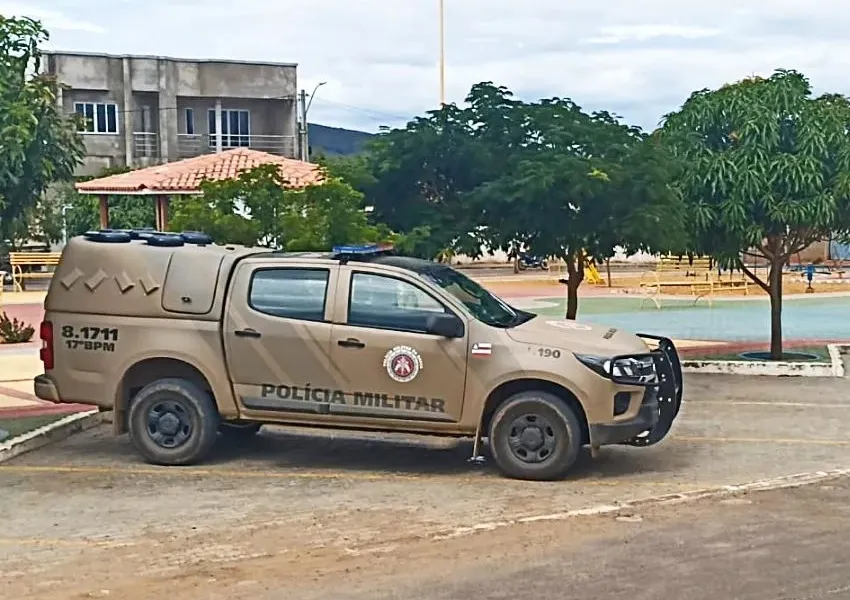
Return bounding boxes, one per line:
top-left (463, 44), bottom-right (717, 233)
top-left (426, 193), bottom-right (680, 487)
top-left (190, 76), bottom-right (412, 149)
top-left (74, 148), bottom-right (326, 230)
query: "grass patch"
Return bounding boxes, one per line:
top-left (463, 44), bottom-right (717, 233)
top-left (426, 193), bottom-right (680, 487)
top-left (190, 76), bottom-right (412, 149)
top-left (684, 344), bottom-right (831, 362)
top-left (0, 414), bottom-right (66, 442)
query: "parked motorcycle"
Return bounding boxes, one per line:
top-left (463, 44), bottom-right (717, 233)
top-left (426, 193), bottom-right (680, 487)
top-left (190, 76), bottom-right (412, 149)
top-left (517, 253), bottom-right (549, 270)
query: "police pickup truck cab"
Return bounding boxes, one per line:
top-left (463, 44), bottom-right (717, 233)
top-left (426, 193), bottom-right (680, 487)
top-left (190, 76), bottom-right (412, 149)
top-left (34, 230), bottom-right (683, 481)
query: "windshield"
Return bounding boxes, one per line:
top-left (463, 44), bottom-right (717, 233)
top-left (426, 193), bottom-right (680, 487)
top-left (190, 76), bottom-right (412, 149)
top-left (420, 266), bottom-right (533, 328)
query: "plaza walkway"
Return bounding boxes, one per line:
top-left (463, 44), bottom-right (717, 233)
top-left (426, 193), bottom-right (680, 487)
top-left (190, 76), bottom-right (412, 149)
top-left (0, 293), bottom-right (91, 420)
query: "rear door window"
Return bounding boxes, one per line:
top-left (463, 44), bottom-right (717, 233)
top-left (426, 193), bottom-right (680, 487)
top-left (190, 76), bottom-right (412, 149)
top-left (248, 268), bottom-right (330, 322)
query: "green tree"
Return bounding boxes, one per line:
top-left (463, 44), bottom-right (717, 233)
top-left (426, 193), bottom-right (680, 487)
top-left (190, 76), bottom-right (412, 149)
top-left (0, 16), bottom-right (84, 250)
top-left (355, 82), bottom-right (683, 296)
top-left (462, 88), bottom-right (685, 319)
top-left (657, 69), bottom-right (850, 358)
top-left (317, 153), bottom-right (377, 193)
top-left (169, 163), bottom-right (394, 250)
top-left (360, 99), bottom-right (500, 260)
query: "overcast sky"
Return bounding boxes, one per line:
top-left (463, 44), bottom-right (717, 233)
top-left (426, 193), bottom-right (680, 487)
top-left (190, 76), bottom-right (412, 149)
top-left (6, 0), bottom-right (850, 133)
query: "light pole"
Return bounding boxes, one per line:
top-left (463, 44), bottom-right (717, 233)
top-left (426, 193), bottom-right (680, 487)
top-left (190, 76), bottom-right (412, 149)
top-left (61, 204), bottom-right (73, 246)
top-left (300, 81), bottom-right (326, 161)
top-left (438, 0), bottom-right (445, 105)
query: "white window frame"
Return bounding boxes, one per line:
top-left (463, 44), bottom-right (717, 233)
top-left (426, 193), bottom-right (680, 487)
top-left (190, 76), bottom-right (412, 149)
top-left (73, 102), bottom-right (119, 134)
top-left (207, 108), bottom-right (251, 148)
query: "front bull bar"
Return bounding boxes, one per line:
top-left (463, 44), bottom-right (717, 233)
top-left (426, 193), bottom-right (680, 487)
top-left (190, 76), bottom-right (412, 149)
top-left (618, 333), bottom-right (683, 447)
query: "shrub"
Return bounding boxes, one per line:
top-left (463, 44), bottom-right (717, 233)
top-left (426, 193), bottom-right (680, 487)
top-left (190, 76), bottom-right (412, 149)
top-left (0, 312), bottom-right (34, 343)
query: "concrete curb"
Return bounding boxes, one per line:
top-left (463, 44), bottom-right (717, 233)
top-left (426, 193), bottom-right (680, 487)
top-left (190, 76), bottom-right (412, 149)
top-left (425, 468), bottom-right (850, 543)
top-left (681, 343), bottom-right (847, 377)
top-left (0, 409), bottom-right (103, 464)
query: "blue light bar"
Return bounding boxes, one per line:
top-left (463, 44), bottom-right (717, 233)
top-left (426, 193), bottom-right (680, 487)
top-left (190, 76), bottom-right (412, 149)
top-left (331, 243), bottom-right (394, 255)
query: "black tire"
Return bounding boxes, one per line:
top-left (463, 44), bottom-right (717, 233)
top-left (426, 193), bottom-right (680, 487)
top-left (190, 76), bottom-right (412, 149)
top-left (517, 261), bottom-right (528, 271)
top-left (82, 230), bottom-right (132, 243)
top-left (128, 377), bottom-right (220, 466)
top-left (146, 234), bottom-right (184, 247)
top-left (219, 421), bottom-right (261, 437)
top-left (488, 390), bottom-right (582, 481)
top-left (180, 231), bottom-right (213, 245)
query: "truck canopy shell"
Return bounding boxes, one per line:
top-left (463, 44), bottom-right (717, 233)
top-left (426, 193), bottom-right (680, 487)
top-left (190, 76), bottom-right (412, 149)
top-left (45, 235), bottom-right (265, 320)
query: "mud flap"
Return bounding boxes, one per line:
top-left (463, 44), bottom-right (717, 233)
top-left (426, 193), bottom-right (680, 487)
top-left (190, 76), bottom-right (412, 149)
top-left (620, 334), bottom-right (683, 447)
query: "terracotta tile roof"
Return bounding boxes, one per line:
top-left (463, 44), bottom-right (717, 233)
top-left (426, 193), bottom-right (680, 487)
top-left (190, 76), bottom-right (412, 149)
top-left (75, 148), bottom-right (325, 194)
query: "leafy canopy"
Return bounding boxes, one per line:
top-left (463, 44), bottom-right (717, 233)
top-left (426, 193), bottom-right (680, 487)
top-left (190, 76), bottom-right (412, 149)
top-left (0, 16), bottom-right (84, 249)
top-left (657, 68), bottom-right (850, 268)
top-left (352, 82), bottom-right (684, 277)
top-left (168, 163), bottom-right (397, 250)
top-left (461, 85), bottom-right (685, 265)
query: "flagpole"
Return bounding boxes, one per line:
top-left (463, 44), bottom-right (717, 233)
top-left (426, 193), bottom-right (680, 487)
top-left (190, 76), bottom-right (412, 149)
top-left (439, 0), bottom-right (445, 105)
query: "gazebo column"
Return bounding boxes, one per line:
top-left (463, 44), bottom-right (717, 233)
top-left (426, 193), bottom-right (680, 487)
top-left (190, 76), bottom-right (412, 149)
top-left (154, 195), bottom-right (170, 231)
top-left (99, 194), bottom-right (109, 229)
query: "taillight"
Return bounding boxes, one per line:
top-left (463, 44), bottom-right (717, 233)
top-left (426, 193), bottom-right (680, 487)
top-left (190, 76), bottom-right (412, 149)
top-left (39, 320), bottom-right (54, 370)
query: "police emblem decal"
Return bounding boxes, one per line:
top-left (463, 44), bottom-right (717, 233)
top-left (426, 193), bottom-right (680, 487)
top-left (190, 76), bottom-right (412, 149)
top-left (382, 345), bottom-right (423, 383)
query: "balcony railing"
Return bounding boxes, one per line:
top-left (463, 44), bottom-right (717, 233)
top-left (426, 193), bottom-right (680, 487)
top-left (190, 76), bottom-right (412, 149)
top-left (133, 132), bottom-right (159, 158)
top-left (177, 134), bottom-right (297, 159)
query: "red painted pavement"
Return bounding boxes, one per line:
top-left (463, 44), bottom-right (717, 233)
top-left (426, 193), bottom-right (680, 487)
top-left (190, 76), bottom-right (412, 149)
top-left (0, 302), bottom-right (43, 348)
top-left (0, 379), bottom-right (94, 420)
top-left (677, 339), bottom-right (846, 358)
top-left (0, 403), bottom-right (95, 420)
top-left (1, 302), bottom-right (43, 324)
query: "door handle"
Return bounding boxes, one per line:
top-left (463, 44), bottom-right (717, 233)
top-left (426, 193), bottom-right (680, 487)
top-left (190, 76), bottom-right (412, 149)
top-left (337, 338), bottom-right (365, 349)
top-left (235, 328), bottom-right (261, 338)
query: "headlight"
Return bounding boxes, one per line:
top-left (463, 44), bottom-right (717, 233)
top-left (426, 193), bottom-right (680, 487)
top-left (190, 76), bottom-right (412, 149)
top-left (574, 353), bottom-right (658, 385)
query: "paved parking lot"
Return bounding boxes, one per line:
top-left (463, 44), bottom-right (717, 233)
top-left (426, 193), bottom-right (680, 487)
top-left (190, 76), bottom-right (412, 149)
top-left (1, 373), bottom-right (849, 599)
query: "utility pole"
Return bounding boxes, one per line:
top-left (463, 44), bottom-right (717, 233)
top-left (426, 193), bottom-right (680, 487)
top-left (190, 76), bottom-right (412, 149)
top-left (298, 82), bottom-right (326, 162)
top-left (298, 89), bottom-right (308, 161)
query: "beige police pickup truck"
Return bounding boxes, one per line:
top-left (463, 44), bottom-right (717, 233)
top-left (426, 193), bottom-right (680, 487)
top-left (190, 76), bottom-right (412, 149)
top-left (34, 230), bottom-right (683, 481)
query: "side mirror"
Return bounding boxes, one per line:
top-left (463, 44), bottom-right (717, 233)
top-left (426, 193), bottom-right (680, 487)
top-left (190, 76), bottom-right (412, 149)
top-left (425, 313), bottom-right (464, 338)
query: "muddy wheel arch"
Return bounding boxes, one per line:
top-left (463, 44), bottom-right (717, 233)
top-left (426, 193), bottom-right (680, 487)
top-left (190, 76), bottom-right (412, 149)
top-left (113, 355), bottom-right (231, 434)
top-left (479, 378), bottom-right (590, 445)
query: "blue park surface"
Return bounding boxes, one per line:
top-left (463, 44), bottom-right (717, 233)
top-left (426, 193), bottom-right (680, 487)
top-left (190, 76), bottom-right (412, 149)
top-left (517, 294), bottom-right (850, 342)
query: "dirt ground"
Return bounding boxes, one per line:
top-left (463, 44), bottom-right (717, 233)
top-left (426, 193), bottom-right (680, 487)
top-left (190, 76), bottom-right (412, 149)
top-left (302, 478), bottom-right (850, 600)
top-left (0, 372), bottom-right (849, 599)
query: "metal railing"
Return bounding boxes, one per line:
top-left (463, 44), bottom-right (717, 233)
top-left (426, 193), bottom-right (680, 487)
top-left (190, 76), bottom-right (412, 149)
top-left (133, 132), bottom-right (159, 158)
top-left (177, 134), bottom-right (297, 159)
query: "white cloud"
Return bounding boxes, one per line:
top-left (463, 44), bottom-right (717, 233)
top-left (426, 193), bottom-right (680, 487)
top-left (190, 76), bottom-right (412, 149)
top-left (583, 24), bottom-right (723, 44)
top-left (0, 3), bottom-right (104, 34)
top-left (16, 0), bottom-right (850, 132)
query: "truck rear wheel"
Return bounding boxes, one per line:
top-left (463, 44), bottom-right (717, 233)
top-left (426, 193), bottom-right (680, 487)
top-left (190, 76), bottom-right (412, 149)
top-left (488, 391), bottom-right (582, 481)
top-left (128, 377), bottom-right (220, 466)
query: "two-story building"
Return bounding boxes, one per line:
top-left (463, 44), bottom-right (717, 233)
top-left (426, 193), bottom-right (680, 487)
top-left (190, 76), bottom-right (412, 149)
top-left (42, 51), bottom-right (300, 176)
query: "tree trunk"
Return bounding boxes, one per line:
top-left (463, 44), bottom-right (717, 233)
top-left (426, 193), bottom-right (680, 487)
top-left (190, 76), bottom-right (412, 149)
top-left (768, 256), bottom-right (784, 360)
top-left (605, 258), bottom-right (612, 288)
top-left (564, 251), bottom-right (585, 320)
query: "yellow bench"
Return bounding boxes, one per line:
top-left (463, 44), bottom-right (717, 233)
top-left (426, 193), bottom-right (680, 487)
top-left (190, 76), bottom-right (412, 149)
top-left (639, 255), bottom-right (748, 308)
top-left (9, 252), bottom-right (62, 292)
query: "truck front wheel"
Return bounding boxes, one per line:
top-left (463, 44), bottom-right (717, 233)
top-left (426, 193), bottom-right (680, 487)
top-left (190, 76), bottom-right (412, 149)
top-left (488, 391), bottom-right (582, 481)
top-left (128, 377), bottom-right (220, 466)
